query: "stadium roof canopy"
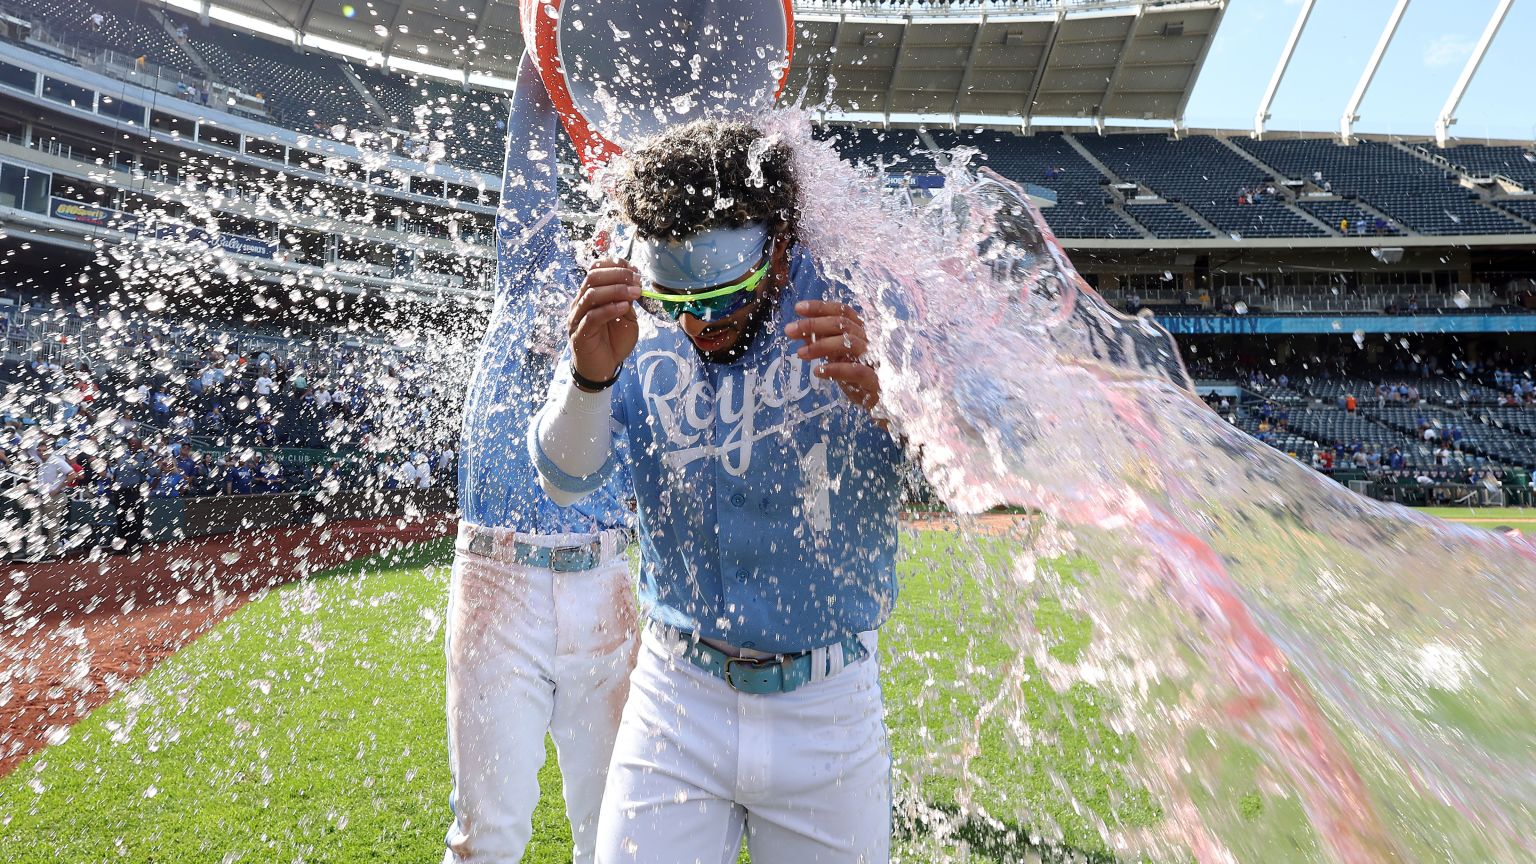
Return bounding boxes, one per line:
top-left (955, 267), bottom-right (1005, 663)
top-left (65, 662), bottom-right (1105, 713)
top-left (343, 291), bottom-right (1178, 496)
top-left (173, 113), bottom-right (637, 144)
top-left (157, 0), bottom-right (1226, 128)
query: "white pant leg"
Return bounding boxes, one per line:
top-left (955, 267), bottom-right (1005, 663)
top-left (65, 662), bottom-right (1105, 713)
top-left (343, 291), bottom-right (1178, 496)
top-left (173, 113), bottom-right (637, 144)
top-left (549, 556), bottom-right (641, 864)
top-left (442, 547), bottom-right (558, 863)
top-left (597, 630), bottom-right (890, 864)
top-left (740, 644), bottom-right (891, 864)
top-left (596, 631), bottom-right (748, 864)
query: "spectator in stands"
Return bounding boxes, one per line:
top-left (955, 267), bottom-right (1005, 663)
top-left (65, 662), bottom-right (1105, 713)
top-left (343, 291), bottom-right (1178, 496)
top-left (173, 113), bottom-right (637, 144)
top-left (30, 439), bottom-right (75, 560)
top-left (411, 452), bottom-right (433, 489)
top-left (152, 458), bottom-right (186, 498)
top-left (1345, 394), bottom-right (1357, 413)
top-left (109, 438), bottom-right (151, 552)
top-left (257, 456), bottom-right (285, 494)
top-left (224, 456), bottom-right (256, 496)
top-left (316, 460), bottom-right (343, 496)
top-left (254, 414), bottom-right (276, 446)
top-left (88, 11), bottom-right (104, 31)
top-left (170, 407), bottom-right (196, 440)
top-left (150, 389), bottom-right (173, 422)
top-left (254, 371), bottom-right (276, 396)
top-left (175, 443), bottom-right (201, 482)
top-left (1387, 447), bottom-right (1405, 471)
top-left (196, 453), bottom-right (221, 496)
top-left (204, 404), bottom-right (226, 436)
top-left (31, 353), bottom-right (61, 385)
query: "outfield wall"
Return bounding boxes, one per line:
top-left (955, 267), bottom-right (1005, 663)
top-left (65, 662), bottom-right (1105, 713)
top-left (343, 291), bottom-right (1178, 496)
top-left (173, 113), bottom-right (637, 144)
top-left (60, 486), bottom-right (456, 550)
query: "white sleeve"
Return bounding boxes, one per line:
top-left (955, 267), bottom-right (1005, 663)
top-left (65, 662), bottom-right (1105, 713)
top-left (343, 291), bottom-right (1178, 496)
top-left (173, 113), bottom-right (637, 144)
top-left (529, 373), bottom-right (619, 507)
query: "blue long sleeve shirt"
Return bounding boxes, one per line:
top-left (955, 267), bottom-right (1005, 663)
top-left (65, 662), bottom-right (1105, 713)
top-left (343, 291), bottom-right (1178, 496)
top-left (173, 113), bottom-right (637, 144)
top-left (457, 53), bottom-right (630, 533)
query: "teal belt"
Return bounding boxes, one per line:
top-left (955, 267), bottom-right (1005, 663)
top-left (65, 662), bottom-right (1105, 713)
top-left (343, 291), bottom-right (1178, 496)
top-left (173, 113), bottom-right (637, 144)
top-left (652, 622), bottom-right (867, 695)
top-left (466, 530), bottom-right (630, 572)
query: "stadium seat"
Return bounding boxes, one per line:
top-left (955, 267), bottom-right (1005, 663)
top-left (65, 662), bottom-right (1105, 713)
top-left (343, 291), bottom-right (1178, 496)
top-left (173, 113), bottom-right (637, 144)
top-left (925, 130), bottom-right (1143, 239)
top-left (1236, 138), bottom-right (1532, 236)
top-left (1078, 134), bottom-right (1324, 239)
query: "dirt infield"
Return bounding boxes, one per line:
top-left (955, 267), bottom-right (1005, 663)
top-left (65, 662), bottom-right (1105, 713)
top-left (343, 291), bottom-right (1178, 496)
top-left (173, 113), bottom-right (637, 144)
top-left (0, 514), bottom-right (453, 778)
top-left (903, 512), bottom-right (1031, 534)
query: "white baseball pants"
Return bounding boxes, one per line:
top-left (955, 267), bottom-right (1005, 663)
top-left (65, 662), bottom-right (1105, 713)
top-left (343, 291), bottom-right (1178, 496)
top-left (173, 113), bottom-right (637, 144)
top-left (443, 525), bottom-right (638, 864)
top-left (595, 627), bottom-right (891, 864)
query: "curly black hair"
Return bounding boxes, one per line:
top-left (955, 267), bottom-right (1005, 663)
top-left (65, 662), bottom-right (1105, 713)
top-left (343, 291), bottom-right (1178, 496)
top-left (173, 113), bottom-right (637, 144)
top-left (614, 120), bottom-right (798, 241)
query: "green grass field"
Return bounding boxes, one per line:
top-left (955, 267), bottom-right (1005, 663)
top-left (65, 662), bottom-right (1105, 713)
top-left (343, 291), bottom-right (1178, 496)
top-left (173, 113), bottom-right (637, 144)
top-left (0, 511), bottom-right (1516, 863)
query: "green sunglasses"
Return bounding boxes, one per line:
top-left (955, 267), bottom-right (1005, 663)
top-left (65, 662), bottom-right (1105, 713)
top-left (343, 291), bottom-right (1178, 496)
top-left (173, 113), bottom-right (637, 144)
top-left (636, 259), bottom-right (770, 322)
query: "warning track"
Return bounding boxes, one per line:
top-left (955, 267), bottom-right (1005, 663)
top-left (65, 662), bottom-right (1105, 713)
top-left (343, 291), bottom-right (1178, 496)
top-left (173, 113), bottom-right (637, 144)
top-left (0, 514), bottom-right (453, 777)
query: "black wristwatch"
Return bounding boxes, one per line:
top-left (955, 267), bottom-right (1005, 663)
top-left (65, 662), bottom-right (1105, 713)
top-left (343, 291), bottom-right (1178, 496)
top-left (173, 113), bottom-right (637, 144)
top-left (570, 361), bottom-right (620, 393)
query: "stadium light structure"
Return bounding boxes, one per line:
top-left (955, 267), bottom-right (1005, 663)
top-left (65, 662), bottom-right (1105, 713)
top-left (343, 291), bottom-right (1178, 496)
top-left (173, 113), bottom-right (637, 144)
top-left (1435, 0), bottom-right (1513, 147)
top-left (1339, 0), bottom-right (1409, 145)
top-left (1253, 0), bottom-right (1314, 139)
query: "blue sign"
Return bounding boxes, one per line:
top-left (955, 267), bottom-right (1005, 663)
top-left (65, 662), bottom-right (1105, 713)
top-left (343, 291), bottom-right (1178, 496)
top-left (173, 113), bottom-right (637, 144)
top-left (154, 225), bottom-right (276, 259)
top-left (1156, 313), bottom-right (1536, 336)
top-left (49, 197), bottom-right (137, 231)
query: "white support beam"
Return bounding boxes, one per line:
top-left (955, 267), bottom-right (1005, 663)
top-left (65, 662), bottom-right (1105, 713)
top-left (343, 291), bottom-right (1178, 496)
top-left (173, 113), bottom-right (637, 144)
top-left (822, 15), bottom-right (847, 109)
top-left (1022, 9), bottom-right (1066, 130)
top-left (379, 0), bottom-right (414, 62)
top-left (292, 0), bottom-right (321, 43)
top-left (1096, 6), bottom-right (1144, 126)
top-left (948, 16), bottom-right (988, 121)
top-left (1253, 0), bottom-right (1314, 139)
top-left (1173, 0), bottom-right (1225, 131)
top-left (1341, 0), bottom-right (1409, 144)
top-left (471, 0), bottom-right (496, 43)
top-left (1436, 0), bottom-right (1513, 147)
top-left (882, 18), bottom-right (911, 125)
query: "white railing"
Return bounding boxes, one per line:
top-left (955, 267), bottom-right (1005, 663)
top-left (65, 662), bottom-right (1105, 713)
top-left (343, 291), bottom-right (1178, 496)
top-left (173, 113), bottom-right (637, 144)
top-left (794, 0), bottom-right (1162, 15)
top-left (1109, 285), bottom-right (1502, 313)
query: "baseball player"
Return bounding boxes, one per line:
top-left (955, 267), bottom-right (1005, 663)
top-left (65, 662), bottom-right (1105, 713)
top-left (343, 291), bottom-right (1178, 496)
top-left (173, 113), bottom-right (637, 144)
top-left (531, 120), bottom-right (905, 862)
top-left (442, 53), bottom-right (636, 864)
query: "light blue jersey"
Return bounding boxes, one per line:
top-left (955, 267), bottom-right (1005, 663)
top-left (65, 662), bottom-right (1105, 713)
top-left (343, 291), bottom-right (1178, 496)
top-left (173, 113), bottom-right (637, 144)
top-left (533, 247), bottom-right (904, 652)
top-left (458, 58), bottom-right (630, 533)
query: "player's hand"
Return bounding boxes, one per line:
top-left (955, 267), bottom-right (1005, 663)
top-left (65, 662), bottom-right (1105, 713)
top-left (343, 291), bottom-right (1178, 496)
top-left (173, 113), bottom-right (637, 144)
top-left (568, 258), bottom-right (641, 384)
top-left (785, 300), bottom-right (880, 412)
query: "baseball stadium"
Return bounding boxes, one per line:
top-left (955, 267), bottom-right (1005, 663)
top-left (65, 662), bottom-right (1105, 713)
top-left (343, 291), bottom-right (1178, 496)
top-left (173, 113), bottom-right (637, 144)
top-left (0, 1), bottom-right (1532, 862)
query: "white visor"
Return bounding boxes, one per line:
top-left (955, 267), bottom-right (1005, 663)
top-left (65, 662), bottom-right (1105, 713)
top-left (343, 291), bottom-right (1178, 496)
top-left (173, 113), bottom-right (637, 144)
top-left (631, 223), bottom-right (770, 292)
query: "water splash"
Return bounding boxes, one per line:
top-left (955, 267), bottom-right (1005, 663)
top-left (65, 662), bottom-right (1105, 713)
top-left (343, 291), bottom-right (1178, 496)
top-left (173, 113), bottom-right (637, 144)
top-left (766, 110), bottom-right (1536, 863)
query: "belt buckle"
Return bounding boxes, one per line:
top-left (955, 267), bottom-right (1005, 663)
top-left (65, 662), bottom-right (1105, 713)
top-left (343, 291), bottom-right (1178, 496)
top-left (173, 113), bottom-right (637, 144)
top-left (548, 543), bottom-right (591, 572)
top-left (467, 533), bottom-right (493, 557)
top-left (722, 655), bottom-right (779, 693)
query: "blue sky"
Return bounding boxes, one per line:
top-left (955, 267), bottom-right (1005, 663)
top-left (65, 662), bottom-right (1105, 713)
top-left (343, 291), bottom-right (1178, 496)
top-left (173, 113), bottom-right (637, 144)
top-left (1181, 0), bottom-right (1532, 142)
